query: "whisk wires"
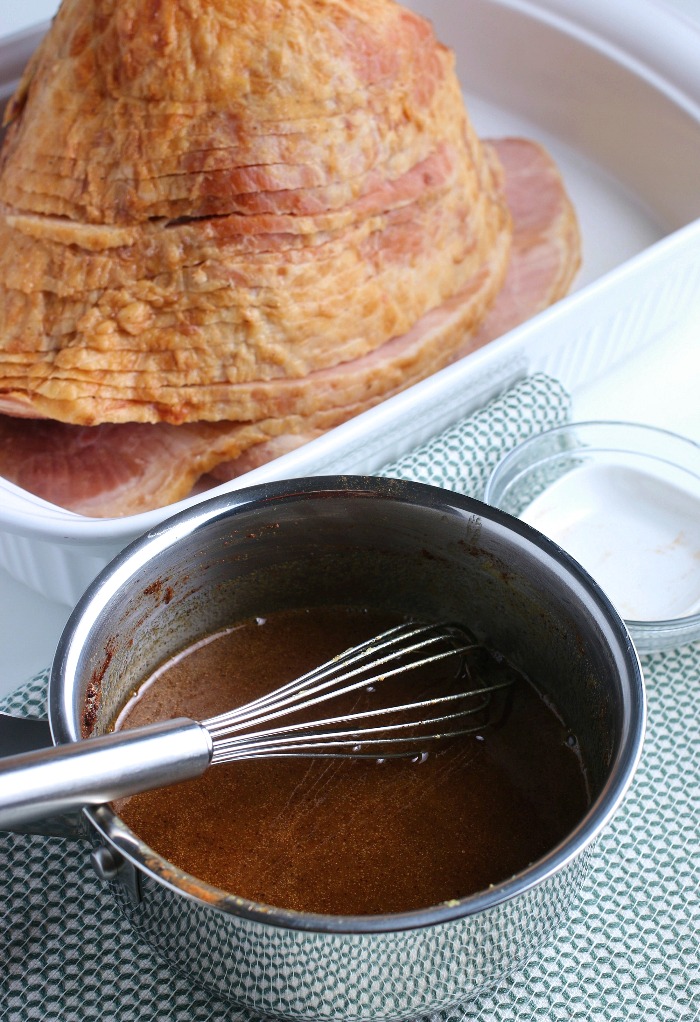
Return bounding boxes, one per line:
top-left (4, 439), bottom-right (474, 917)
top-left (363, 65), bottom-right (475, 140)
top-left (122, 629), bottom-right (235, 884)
top-left (203, 621), bottom-right (515, 764)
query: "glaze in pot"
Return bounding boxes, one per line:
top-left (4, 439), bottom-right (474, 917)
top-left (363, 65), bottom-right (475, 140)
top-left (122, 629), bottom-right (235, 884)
top-left (39, 477), bottom-right (644, 1020)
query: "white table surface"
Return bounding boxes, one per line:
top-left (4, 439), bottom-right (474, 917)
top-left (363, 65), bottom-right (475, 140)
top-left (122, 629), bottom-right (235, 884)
top-left (0, 0), bottom-right (699, 695)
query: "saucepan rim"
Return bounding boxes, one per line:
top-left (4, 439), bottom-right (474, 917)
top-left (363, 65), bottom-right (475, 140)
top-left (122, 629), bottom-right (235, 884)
top-left (49, 476), bottom-right (646, 935)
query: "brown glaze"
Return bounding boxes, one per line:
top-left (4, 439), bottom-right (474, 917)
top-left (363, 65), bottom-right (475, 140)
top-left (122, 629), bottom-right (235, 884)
top-left (114, 607), bottom-right (589, 916)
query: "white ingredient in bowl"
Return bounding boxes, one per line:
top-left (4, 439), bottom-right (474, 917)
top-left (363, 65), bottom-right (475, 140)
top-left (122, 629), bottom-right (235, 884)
top-left (521, 463), bottom-right (700, 621)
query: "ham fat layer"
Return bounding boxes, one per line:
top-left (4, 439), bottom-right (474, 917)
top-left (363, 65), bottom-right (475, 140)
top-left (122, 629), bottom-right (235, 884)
top-left (0, 138), bottom-right (580, 517)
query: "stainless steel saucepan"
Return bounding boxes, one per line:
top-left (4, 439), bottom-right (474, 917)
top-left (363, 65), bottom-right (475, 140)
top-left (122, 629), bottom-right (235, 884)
top-left (0, 476), bottom-right (646, 1022)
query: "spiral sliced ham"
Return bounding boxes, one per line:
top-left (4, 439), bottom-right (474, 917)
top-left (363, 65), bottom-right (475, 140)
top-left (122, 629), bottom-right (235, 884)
top-left (0, 0), bottom-right (581, 516)
top-left (0, 137), bottom-right (580, 515)
top-left (0, 0), bottom-right (511, 424)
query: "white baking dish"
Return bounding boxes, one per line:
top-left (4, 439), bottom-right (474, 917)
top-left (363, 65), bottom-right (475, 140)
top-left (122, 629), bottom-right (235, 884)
top-left (1, 0), bottom-right (700, 606)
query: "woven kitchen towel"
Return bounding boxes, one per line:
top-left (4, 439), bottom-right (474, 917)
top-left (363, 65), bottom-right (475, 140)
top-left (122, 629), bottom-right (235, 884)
top-left (1, 373), bottom-right (698, 1022)
top-left (379, 371), bottom-right (571, 495)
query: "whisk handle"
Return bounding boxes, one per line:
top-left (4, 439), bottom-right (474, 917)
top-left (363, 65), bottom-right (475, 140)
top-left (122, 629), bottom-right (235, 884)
top-left (0, 718), bottom-right (212, 831)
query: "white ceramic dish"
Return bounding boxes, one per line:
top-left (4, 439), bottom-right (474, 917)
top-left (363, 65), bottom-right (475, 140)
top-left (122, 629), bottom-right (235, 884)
top-left (484, 421), bottom-right (700, 653)
top-left (1, 0), bottom-right (700, 606)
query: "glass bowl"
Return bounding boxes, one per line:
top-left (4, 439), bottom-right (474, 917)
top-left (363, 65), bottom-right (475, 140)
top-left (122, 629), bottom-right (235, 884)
top-left (484, 421), bottom-right (700, 653)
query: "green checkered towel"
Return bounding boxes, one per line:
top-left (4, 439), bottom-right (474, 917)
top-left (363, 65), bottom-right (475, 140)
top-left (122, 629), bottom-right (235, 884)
top-left (379, 372), bottom-right (571, 494)
top-left (1, 374), bottom-right (698, 1022)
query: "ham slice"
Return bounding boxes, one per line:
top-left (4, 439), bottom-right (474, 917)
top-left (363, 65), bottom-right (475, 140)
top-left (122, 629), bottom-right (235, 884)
top-left (0, 137), bottom-right (580, 516)
top-left (460, 138), bottom-right (581, 351)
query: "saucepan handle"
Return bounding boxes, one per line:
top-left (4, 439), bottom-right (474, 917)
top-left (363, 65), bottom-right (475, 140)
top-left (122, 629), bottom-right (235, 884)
top-left (0, 711), bottom-right (85, 837)
top-left (0, 714), bottom-right (211, 834)
top-left (0, 712), bottom-right (53, 755)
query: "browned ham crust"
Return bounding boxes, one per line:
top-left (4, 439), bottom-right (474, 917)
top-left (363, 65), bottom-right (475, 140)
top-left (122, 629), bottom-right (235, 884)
top-left (0, 1), bottom-right (581, 516)
top-left (0, 0), bottom-right (511, 425)
top-left (0, 138), bottom-right (581, 516)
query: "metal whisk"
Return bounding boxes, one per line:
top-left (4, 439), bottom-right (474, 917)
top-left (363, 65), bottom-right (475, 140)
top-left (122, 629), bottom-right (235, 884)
top-left (0, 621), bottom-right (515, 831)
